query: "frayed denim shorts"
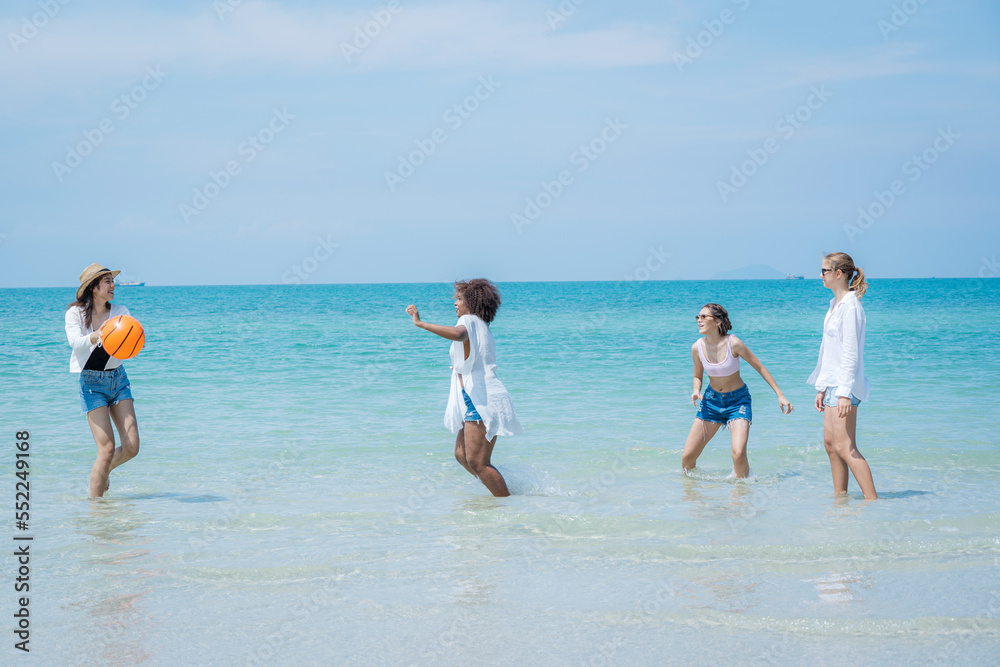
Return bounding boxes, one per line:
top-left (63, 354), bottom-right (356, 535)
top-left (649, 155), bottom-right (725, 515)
top-left (822, 387), bottom-right (861, 408)
top-left (79, 366), bottom-right (133, 415)
top-left (697, 383), bottom-right (752, 426)
top-left (462, 389), bottom-right (482, 422)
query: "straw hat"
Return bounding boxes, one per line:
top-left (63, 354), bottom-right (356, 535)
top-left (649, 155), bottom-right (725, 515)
top-left (76, 263), bottom-right (120, 300)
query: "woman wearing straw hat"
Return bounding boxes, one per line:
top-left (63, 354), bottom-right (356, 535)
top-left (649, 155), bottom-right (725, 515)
top-left (65, 264), bottom-right (140, 498)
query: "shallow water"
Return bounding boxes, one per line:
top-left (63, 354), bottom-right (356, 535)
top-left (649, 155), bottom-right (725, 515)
top-left (2, 279), bottom-right (999, 664)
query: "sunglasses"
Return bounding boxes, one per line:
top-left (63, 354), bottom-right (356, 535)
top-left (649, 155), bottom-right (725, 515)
top-left (821, 268), bottom-right (836, 275)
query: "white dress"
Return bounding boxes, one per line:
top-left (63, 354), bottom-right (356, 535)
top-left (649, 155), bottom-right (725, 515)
top-left (444, 314), bottom-right (523, 440)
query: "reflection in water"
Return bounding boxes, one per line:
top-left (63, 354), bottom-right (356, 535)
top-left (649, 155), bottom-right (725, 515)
top-left (65, 499), bottom-right (158, 665)
top-left (680, 474), bottom-right (771, 526)
top-left (680, 475), bottom-right (728, 522)
top-left (676, 478), bottom-right (765, 614)
top-left (805, 572), bottom-right (866, 603)
top-left (824, 495), bottom-right (869, 522)
top-left (726, 481), bottom-right (755, 518)
top-left (412, 502), bottom-right (503, 665)
top-left (455, 496), bottom-right (503, 514)
top-left (680, 571), bottom-right (761, 614)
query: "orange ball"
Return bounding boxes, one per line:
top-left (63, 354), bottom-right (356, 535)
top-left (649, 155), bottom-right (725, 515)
top-left (100, 315), bottom-right (145, 360)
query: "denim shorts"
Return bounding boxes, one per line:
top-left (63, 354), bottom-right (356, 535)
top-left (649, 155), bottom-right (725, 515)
top-left (822, 387), bottom-right (861, 408)
top-left (462, 389), bottom-right (482, 422)
top-left (697, 383), bottom-right (752, 426)
top-left (79, 366), bottom-right (133, 414)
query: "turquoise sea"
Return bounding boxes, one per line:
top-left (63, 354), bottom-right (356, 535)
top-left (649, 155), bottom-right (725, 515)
top-left (2, 279), bottom-right (999, 665)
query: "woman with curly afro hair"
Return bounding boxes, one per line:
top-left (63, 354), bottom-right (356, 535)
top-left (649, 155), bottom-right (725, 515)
top-left (407, 279), bottom-right (522, 496)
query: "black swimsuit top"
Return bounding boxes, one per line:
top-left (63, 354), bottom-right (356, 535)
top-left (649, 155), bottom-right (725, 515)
top-left (83, 343), bottom-right (112, 371)
top-left (83, 313), bottom-right (114, 371)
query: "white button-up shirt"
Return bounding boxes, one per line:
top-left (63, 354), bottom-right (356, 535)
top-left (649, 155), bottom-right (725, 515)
top-left (807, 291), bottom-right (870, 401)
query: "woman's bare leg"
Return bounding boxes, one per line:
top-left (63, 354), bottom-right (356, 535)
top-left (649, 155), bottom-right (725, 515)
top-left (463, 421), bottom-right (509, 497)
top-left (682, 419), bottom-right (722, 472)
top-left (86, 400), bottom-right (140, 497)
top-left (453, 427), bottom-right (475, 475)
top-left (86, 408), bottom-right (116, 498)
top-left (829, 406), bottom-right (877, 500)
top-left (108, 399), bottom-right (140, 474)
top-left (823, 409), bottom-right (850, 495)
top-left (728, 419), bottom-right (750, 478)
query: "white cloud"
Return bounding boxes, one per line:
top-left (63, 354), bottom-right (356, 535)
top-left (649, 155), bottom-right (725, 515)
top-left (0, 1), bottom-right (673, 95)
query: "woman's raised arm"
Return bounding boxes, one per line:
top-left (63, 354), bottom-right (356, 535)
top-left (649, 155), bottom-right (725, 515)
top-left (406, 305), bottom-right (469, 342)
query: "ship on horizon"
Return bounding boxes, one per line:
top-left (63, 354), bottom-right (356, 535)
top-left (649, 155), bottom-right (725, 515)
top-left (115, 267), bottom-right (145, 287)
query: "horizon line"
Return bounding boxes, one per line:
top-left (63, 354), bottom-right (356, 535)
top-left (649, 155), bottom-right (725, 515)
top-left (1, 276), bottom-right (989, 290)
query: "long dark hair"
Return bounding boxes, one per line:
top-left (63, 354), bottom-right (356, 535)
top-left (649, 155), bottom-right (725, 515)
top-left (67, 275), bottom-right (103, 329)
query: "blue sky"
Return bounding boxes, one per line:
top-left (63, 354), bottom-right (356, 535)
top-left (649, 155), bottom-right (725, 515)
top-left (1, 0), bottom-right (998, 287)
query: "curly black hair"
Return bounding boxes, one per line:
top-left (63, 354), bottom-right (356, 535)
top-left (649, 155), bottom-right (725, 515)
top-left (454, 278), bottom-right (502, 323)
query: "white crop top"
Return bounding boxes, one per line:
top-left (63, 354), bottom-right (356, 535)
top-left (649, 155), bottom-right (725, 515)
top-left (698, 336), bottom-right (740, 377)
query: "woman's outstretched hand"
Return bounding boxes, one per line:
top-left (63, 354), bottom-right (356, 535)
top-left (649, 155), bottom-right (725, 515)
top-left (406, 304), bottom-right (421, 325)
top-left (691, 392), bottom-right (701, 407)
top-left (779, 395), bottom-right (794, 414)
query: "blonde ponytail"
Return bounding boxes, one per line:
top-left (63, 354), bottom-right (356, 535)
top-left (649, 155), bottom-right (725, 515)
top-left (850, 266), bottom-right (868, 299)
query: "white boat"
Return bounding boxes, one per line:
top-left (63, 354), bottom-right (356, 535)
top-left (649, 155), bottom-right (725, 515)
top-left (115, 266), bottom-right (145, 287)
